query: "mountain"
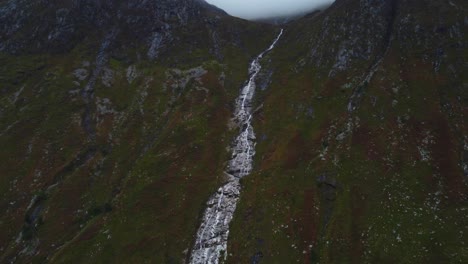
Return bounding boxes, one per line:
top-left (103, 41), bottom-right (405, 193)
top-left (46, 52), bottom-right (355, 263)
top-left (0, 0), bottom-right (467, 263)
top-left (227, 0), bottom-right (468, 263)
top-left (0, 0), bottom-right (277, 262)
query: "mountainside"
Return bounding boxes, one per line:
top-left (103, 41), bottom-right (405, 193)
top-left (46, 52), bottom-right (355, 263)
top-left (228, 0), bottom-right (468, 263)
top-left (0, 0), bottom-right (277, 262)
top-left (0, 0), bottom-right (467, 263)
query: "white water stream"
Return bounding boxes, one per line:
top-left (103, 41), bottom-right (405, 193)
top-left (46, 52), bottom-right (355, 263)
top-left (189, 29), bottom-right (283, 264)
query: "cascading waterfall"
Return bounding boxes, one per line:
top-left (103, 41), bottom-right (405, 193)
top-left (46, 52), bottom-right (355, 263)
top-left (189, 29), bottom-right (283, 264)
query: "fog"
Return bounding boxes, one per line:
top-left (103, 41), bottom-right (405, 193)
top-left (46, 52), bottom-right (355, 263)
top-left (205, 0), bottom-right (335, 20)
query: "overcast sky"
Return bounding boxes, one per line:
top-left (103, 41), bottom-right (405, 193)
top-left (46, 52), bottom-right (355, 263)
top-left (205, 0), bottom-right (334, 19)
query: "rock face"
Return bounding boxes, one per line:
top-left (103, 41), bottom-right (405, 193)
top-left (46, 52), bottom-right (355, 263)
top-left (0, 0), bottom-right (215, 54)
top-left (190, 29), bottom-right (283, 264)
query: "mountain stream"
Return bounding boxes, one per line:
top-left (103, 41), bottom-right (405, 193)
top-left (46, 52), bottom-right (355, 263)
top-left (189, 29), bottom-right (283, 264)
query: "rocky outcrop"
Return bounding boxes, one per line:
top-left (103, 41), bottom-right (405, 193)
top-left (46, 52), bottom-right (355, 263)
top-left (0, 0), bottom-right (221, 55)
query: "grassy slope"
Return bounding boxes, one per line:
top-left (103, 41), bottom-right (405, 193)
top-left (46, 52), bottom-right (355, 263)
top-left (228, 0), bottom-right (467, 263)
top-left (0, 10), bottom-right (278, 263)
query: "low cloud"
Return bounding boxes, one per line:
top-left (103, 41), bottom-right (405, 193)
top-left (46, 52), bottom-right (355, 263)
top-left (206, 0), bottom-right (334, 19)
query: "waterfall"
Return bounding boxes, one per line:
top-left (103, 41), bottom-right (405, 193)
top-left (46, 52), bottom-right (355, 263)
top-left (189, 29), bottom-right (283, 264)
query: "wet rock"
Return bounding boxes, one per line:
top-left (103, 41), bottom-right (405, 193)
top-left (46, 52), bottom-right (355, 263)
top-left (190, 180), bottom-right (241, 264)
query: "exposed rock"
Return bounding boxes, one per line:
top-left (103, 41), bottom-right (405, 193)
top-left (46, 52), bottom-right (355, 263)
top-left (0, 0), bottom-right (220, 54)
top-left (165, 66), bottom-right (208, 105)
top-left (96, 97), bottom-right (116, 116)
top-left (126, 65), bottom-right (137, 84)
top-left (81, 30), bottom-right (117, 141)
top-left (147, 32), bottom-right (165, 60)
top-left (100, 67), bottom-right (115, 88)
top-left (166, 66), bottom-right (208, 91)
top-left (73, 68), bottom-right (89, 81)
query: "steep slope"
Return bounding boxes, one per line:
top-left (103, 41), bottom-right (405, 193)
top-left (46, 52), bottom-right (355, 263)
top-left (2, 0), bottom-right (467, 263)
top-left (228, 0), bottom-right (467, 263)
top-left (190, 30), bottom-right (283, 264)
top-left (0, 0), bottom-right (277, 263)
